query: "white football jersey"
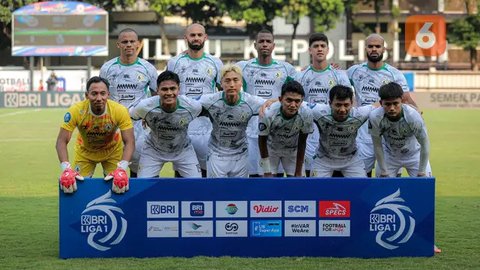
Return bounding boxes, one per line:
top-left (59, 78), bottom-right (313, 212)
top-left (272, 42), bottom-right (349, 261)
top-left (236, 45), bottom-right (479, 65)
top-left (236, 58), bottom-right (297, 138)
top-left (311, 104), bottom-right (374, 159)
top-left (129, 95), bottom-right (202, 154)
top-left (167, 52), bottom-right (223, 98)
top-left (295, 65), bottom-right (351, 105)
top-left (347, 62), bottom-right (409, 143)
top-left (200, 92), bottom-right (265, 156)
top-left (100, 57), bottom-right (158, 108)
top-left (369, 104), bottom-right (428, 156)
top-left (258, 102), bottom-right (313, 154)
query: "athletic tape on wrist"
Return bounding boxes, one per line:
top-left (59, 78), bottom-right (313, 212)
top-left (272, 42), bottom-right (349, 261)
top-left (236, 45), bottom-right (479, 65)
top-left (60, 162), bottom-right (71, 171)
top-left (117, 160), bottom-right (130, 170)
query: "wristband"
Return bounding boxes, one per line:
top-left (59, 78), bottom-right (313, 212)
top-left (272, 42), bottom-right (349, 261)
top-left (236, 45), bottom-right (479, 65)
top-left (259, 157), bottom-right (272, 174)
top-left (60, 162), bottom-right (71, 171)
top-left (117, 160), bottom-right (130, 170)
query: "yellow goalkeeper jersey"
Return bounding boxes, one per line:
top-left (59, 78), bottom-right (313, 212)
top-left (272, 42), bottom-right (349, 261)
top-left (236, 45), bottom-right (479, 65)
top-left (61, 99), bottom-right (133, 152)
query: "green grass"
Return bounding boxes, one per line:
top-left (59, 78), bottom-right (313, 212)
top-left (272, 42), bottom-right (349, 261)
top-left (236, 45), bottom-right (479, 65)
top-left (0, 108), bottom-right (479, 269)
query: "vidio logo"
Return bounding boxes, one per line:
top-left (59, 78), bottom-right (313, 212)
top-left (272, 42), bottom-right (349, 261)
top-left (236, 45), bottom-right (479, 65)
top-left (80, 191), bottom-right (127, 251)
top-left (370, 189), bottom-right (415, 250)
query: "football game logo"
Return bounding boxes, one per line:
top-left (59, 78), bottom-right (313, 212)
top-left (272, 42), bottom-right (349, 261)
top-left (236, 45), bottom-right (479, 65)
top-left (80, 191), bottom-right (127, 251)
top-left (370, 189), bottom-right (415, 250)
top-left (405, 15), bottom-right (446, 56)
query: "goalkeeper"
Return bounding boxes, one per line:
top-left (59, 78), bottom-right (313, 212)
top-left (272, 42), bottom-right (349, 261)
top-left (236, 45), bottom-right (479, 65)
top-left (55, 76), bottom-right (135, 194)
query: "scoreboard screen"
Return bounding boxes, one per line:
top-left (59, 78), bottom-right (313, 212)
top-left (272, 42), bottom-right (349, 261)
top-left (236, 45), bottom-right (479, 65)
top-left (11, 1), bottom-right (108, 56)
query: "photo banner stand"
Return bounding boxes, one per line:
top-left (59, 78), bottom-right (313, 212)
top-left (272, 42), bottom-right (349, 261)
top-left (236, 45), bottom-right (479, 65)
top-left (59, 177), bottom-right (435, 258)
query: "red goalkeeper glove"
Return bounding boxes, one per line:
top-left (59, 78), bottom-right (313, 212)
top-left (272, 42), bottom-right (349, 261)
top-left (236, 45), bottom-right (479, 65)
top-left (59, 162), bottom-right (84, 194)
top-left (104, 160), bottom-right (130, 194)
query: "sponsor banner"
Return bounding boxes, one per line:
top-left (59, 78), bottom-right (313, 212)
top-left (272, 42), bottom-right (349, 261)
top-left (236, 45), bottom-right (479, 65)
top-left (319, 201), bottom-right (351, 218)
top-left (60, 178), bottom-right (434, 258)
top-left (216, 221), bottom-right (248, 237)
top-left (0, 91), bottom-right (85, 108)
top-left (319, 220), bottom-right (351, 237)
top-left (413, 91), bottom-right (480, 109)
top-left (284, 200), bottom-right (316, 217)
top-left (147, 201), bottom-right (179, 218)
top-left (147, 221), bottom-right (179, 238)
top-left (215, 201), bottom-right (248, 218)
top-left (181, 201), bottom-right (213, 218)
top-left (181, 221), bottom-right (213, 237)
top-left (250, 201), bottom-right (282, 218)
top-left (250, 220), bottom-right (282, 237)
top-left (284, 220), bottom-right (316, 237)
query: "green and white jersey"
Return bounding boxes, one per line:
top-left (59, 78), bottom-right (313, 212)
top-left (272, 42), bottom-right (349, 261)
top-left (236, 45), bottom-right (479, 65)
top-left (236, 58), bottom-right (297, 138)
top-left (369, 104), bottom-right (427, 156)
top-left (311, 104), bottom-right (374, 159)
top-left (129, 95), bottom-right (202, 154)
top-left (347, 62), bottom-right (408, 106)
top-left (347, 62), bottom-right (409, 143)
top-left (258, 102), bottom-right (313, 154)
top-left (200, 92), bottom-right (265, 157)
top-left (237, 58), bottom-right (296, 99)
top-left (167, 52), bottom-right (223, 98)
top-left (100, 57), bottom-right (158, 109)
top-left (295, 64), bottom-right (351, 105)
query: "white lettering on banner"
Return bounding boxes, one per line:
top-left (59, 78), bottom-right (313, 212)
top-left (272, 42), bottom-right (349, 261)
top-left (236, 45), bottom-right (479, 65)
top-left (370, 189), bottom-right (415, 250)
top-left (141, 39), bottom-right (449, 62)
top-left (46, 93), bottom-right (83, 107)
top-left (3, 93), bottom-right (41, 107)
top-left (80, 190), bottom-right (127, 251)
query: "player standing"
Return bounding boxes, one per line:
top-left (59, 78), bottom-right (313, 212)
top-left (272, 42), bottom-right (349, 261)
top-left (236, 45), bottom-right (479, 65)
top-left (100, 28), bottom-right (158, 178)
top-left (167, 23), bottom-right (223, 177)
top-left (129, 71), bottom-right (202, 178)
top-left (347, 34), bottom-right (417, 177)
top-left (56, 76), bottom-right (134, 194)
top-left (295, 33), bottom-right (352, 177)
top-left (258, 80), bottom-right (313, 177)
top-left (236, 29), bottom-right (297, 177)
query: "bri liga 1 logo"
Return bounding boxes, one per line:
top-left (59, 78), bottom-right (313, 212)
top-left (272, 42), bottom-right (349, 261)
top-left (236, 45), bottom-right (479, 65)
top-left (405, 15), bottom-right (446, 57)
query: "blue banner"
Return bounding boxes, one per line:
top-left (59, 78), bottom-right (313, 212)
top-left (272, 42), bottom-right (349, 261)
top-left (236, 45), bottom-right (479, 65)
top-left (59, 178), bottom-right (435, 258)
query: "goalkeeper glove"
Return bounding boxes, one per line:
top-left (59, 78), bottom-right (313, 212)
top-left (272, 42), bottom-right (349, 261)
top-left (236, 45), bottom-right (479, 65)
top-left (59, 162), bottom-right (84, 194)
top-left (104, 160), bottom-right (130, 194)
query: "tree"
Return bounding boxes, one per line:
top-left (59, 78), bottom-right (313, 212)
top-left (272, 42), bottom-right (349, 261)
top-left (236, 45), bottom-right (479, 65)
top-left (448, 1), bottom-right (480, 71)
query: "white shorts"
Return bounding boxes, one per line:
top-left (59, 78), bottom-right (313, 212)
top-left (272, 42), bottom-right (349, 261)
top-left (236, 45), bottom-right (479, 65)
top-left (376, 152), bottom-right (433, 177)
top-left (248, 136), bottom-right (284, 175)
top-left (270, 150), bottom-right (299, 176)
top-left (207, 151), bottom-right (248, 178)
top-left (357, 141), bottom-right (375, 173)
top-left (138, 144), bottom-right (201, 178)
top-left (311, 153), bottom-right (366, 178)
top-left (130, 120), bottom-right (147, 173)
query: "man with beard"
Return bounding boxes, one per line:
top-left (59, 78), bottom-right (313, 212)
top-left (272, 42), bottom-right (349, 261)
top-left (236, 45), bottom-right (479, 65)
top-left (347, 34), bottom-right (417, 177)
top-left (100, 28), bottom-right (158, 178)
top-left (167, 23), bottom-right (223, 177)
top-left (236, 29), bottom-right (297, 177)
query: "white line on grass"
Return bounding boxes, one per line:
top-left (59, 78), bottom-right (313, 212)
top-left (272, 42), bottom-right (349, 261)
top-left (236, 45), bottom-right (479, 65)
top-left (0, 109), bottom-right (41, 118)
top-left (0, 138), bottom-right (54, 142)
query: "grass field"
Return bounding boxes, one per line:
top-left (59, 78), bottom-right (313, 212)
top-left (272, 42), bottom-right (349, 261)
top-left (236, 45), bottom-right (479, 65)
top-left (0, 108), bottom-right (479, 270)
